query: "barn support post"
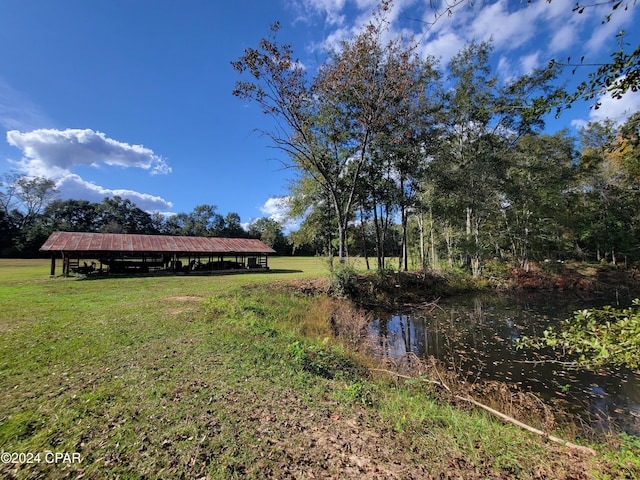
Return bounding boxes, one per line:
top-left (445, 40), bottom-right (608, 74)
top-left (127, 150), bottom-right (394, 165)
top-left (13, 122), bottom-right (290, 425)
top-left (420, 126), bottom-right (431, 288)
top-left (62, 254), bottom-right (69, 277)
top-left (50, 255), bottom-right (56, 276)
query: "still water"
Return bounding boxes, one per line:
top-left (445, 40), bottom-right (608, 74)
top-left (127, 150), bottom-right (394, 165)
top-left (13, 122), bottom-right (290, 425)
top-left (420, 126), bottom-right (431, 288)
top-left (370, 290), bottom-right (640, 435)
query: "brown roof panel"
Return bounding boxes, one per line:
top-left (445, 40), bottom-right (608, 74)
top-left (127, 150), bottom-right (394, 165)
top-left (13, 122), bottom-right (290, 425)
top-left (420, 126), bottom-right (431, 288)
top-left (40, 232), bottom-right (276, 254)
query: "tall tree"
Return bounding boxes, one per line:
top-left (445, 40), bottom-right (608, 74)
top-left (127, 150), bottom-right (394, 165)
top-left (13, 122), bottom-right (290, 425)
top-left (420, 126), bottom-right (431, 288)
top-left (187, 204), bottom-right (225, 237)
top-left (43, 199), bottom-right (99, 232)
top-left (162, 212), bottom-right (190, 236)
top-left (611, 111), bottom-right (640, 185)
top-left (419, 0), bottom-right (639, 113)
top-left (425, 40), bottom-right (562, 274)
top-left (0, 173), bottom-right (58, 256)
top-left (287, 174), bottom-right (338, 258)
top-left (248, 217), bottom-right (288, 254)
top-left (232, 21), bottom-right (359, 257)
top-left (501, 131), bottom-right (577, 266)
top-left (0, 173), bottom-right (57, 230)
top-left (573, 117), bottom-right (640, 262)
top-left (233, 1), bottom-right (434, 266)
top-left (223, 212), bottom-right (246, 237)
top-left (427, 42), bottom-right (507, 275)
top-left (96, 196), bottom-right (156, 234)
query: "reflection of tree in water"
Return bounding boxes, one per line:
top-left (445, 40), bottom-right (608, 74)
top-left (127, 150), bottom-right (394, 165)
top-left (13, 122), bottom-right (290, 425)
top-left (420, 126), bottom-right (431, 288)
top-left (370, 291), bottom-right (640, 435)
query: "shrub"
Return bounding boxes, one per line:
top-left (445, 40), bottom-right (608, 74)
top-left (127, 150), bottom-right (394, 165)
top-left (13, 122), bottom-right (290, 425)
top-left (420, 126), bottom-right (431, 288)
top-left (287, 339), bottom-right (364, 379)
top-left (329, 264), bottom-right (359, 299)
top-left (517, 299), bottom-right (640, 371)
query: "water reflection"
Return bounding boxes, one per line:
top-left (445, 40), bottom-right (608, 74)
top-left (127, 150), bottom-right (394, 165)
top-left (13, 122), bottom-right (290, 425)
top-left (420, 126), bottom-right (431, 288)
top-left (370, 291), bottom-right (640, 435)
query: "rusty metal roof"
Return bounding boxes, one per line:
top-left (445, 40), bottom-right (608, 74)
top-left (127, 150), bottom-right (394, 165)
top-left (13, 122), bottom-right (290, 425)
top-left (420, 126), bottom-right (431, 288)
top-left (40, 232), bottom-right (276, 254)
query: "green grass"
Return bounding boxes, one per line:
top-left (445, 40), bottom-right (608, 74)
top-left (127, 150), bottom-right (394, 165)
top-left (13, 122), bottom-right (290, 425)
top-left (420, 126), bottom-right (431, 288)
top-left (0, 258), bottom-right (637, 479)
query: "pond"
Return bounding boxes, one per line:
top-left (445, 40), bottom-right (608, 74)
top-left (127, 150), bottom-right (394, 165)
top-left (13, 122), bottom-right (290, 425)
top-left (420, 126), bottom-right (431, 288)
top-left (369, 290), bottom-right (640, 436)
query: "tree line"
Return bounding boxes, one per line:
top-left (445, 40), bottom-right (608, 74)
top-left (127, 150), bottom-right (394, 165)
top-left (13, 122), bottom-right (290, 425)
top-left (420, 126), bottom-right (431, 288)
top-left (1, 103), bottom-right (638, 267)
top-left (0, 177), bottom-right (291, 257)
top-left (233, 1), bottom-right (640, 274)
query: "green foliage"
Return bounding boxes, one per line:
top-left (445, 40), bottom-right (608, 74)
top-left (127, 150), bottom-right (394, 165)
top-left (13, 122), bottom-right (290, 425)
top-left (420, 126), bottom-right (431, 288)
top-left (338, 380), bottom-right (378, 407)
top-left (247, 216), bottom-right (288, 254)
top-left (520, 299), bottom-right (640, 371)
top-left (602, 432), bottom-right (640, 478)
top-left (481, 257), bottom-right (513, 278)
top-left (287, 339), bottom-right (362, 379)
top-left (572, 31), bottom-right (639, 110)
top-left (328, 263), bottom-right (359, 299)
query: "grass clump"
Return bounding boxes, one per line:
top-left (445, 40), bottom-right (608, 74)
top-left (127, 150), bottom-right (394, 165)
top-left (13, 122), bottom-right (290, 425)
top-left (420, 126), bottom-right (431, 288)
top-left (287, 338), bottom-right (365, 380)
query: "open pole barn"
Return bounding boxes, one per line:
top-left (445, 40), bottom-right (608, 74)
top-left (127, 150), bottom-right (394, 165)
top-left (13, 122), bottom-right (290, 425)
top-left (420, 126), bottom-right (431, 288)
top-left (40, 231), bottom-right (276, 276)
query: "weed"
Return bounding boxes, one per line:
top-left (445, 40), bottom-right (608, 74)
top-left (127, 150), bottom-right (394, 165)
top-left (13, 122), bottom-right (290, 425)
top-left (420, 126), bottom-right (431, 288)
top-left (339, 380), bottom-right (378, 407)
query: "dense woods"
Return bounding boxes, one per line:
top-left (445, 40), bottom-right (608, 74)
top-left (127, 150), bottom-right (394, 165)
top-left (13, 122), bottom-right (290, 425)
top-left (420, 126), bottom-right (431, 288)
top-left (3, 115), bottom-right (638, 269)
top-left (231, 2), bottom-right (640, 273)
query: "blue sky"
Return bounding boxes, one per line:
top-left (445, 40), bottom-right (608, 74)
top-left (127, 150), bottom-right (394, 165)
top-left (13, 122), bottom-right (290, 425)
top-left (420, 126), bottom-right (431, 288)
top-left (1, 0), bottom-right (639, 228)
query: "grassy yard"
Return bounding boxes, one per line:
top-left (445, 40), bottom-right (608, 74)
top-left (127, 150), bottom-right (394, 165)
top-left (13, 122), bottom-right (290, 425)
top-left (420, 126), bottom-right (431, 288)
top-left (0, 258), bottom-right (637, 479)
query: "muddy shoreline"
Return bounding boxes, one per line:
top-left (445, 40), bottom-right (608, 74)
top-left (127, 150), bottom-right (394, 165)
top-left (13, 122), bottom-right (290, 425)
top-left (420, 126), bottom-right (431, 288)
top-left (350, 262), bottom-right (640, 310)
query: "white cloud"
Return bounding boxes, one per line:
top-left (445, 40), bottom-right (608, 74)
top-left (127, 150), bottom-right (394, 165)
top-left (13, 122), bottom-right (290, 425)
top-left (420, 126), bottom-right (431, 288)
top-left (292, 0), bottom-right (348, 25)
top-left (298, 0), bottom-right (417, 53)
top-left (571, 86), bottom-right (640, 129)
top-left (590, 89), bottom-right (640, 125)
top-left (468, 1), bottom-right (536, 51)
top-left (548, 24), bottom-right (579, 55)
top-left (496, 56), bottom-right (514, 82)
top-left (520, 51), bottom-right (540, 74)
top-left (584, 3), bottom-right (636, 54)
top-left (55, 174), bottom-right (173, 212)
top-left (414, 1), bottom-right (541, 68)
top-left (7, 128), bottom-right (171, 177)
top-left (417, 30), bottom-right (463, 64)
top-left (292, 0), bottom-right (407, 27)
top-left (259, 196), bottom-right (299, 231)
top-left (5, 128), bottom-right (174, 212)
top-left (260, 196), bottom-right (289, 220)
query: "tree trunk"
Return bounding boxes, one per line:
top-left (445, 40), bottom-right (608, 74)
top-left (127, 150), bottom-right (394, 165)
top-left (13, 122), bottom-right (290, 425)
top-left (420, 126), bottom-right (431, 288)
top-left (359, 208), bottom-right (370, 270)
top-left (430, 209), bottom-right (438, 270)
top-left (444, 225), bottom-right (454, 269)
top-left (472, 216), bottom-right (482, 277)
top-left (337, 221), bottom-right (348, 263)
top-left (373, 200), bottom-right (383, 271)
top-left (417, 210), bottom-right (426, 271)
top-left (402, 205), bottom-right (408, 271)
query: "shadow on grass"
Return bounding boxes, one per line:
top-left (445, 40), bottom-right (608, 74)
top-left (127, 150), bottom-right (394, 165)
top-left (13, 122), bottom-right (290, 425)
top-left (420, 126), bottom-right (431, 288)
top-left (72, 268), bottom-right (304, 280)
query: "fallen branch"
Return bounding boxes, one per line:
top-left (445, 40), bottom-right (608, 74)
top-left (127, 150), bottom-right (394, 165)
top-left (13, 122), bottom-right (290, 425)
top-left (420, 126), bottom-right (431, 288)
top-left (429, 356), bottom-right (452, 393)
top-left (369, 368), bottom-right (445, 388)
top-left (370, 367), bottom-right (597, 456)
top-left (455, 395), bottom-right (597, 456)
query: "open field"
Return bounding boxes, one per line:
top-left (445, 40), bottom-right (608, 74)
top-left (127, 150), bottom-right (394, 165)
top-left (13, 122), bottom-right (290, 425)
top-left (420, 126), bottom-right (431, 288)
top-left (0, 258), bottom-right (637, 479)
